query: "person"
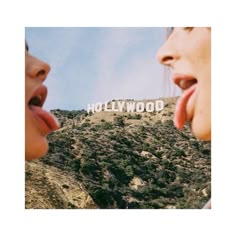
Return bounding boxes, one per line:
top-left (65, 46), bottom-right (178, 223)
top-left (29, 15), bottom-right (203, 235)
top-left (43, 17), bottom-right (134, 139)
top-left (25, 42), bottom-right (60, 160)
top-left (157, 27), bottom-right (211, 208)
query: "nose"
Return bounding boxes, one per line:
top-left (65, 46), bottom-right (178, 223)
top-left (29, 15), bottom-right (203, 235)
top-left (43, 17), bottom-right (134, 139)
top-left (26, 54), bottom-right (51, 82)
top-left (157, 40), bottom-right (177, 68)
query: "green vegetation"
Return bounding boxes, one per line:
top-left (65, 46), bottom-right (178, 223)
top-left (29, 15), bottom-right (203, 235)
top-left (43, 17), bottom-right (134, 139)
top-left (42, 105), bottom-right (211, 209)
top-left (113, 115), bottom-right (125, 127)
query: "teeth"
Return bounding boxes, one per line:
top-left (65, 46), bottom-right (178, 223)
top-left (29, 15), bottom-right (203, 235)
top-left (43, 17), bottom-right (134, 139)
top-left (179, 80), bottom-right (186, 89)
top-left (38, 95), bottom-right (42, 103)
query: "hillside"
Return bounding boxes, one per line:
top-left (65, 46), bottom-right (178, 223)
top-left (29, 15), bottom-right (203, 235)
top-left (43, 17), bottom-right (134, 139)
top-left (25, 97), bottom-right (211, 209)
top-left (25, 161), bottom-right (97, 209)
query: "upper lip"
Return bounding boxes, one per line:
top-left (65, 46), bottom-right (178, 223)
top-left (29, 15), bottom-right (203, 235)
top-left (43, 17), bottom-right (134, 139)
top-left (172, 74), bottom-right (197, 90)
top-left (28, 85), bottom-right (47, 107)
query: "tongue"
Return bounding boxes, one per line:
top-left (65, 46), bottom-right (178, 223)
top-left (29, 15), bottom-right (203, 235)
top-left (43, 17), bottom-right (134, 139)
top-left (30, 106), bottom-right (60, 132)
top-left (174, 85), bottom-right (196, 129)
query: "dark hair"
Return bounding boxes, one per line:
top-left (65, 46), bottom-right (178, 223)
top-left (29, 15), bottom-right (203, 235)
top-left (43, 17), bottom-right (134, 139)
top-left (166, 27), bottom-right (174, 38)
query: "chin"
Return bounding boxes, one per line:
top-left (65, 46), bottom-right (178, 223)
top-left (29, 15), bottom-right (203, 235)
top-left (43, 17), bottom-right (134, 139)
top-left (25, 138), bottom-right (49, 160)
top-left (191, 120), bottom-right (211, 141)
top-left (193, 130), bottom-right (211, 141)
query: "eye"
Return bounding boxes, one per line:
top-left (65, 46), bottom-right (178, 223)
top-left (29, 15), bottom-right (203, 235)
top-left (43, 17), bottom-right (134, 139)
top-left (183, 27), bottom-right (194, 31)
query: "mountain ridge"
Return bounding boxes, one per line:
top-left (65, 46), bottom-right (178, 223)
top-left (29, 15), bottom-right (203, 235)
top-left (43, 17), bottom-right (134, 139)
top-left (25, 97), bottom-right (211, 209)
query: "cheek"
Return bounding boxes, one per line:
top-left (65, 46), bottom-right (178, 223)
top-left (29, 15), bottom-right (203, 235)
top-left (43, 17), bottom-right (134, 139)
top-left (25, 78), bottom-right (31, 102)
top-left (191, 78), bottom-right (211, 140)
top-left (25, 108), bottom-right (34, 151)
top-left (187, 35), bottom-right (211, 74)
top-left (25, 109), bottom-right (49, 160)
top-left (197, 64), bottom-right (211, 102)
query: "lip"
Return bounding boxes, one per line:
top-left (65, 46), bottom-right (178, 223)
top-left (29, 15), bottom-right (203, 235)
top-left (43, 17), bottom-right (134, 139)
top-left (172, 73), bottom-right (197, 129)
top-left (28, 85), bottom-right (59, 135)
top-left (173, 73), bottom-right (197, 90)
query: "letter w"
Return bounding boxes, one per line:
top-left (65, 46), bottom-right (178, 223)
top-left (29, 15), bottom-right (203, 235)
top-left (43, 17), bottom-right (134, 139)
top-left (126, 102), bottom-right (135, 112)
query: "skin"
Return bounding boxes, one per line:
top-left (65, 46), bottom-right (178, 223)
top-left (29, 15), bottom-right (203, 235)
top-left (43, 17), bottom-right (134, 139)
top-left (157, 27), bottom-right (211, 141)
top-left (25, 44), bottom-right (51, 160)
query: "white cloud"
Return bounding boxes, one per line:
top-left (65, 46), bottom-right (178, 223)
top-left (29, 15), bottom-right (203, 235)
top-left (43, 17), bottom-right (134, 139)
top-left (92, 28), bottom-right (181, 103)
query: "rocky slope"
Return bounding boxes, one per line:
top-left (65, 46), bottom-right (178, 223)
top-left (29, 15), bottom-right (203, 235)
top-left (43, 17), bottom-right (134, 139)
top-left (25, 161), bottom-right (97, 209)
top-left (25, 97), bottom-right (211, 209)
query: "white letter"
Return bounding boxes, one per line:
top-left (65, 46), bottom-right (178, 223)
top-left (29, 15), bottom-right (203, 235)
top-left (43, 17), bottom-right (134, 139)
top-left (136, 102), bottom-right (144, 112)
top-left (126, 102), bottom-right (136, 112)
top-left (104, 102), bottom-right (112, 112)
top-left (146, 102), bottom-right (154, 112)
top-left (155, 100), bottom-right (164, 111)
top-left (95, 102), bottom-right (103, 112)
top-left (111, 102), bottom-right (119, 112)
top-left (117, 101), bottom-right (125, 112)
top-left (87, 104), bottom-right (95, 113)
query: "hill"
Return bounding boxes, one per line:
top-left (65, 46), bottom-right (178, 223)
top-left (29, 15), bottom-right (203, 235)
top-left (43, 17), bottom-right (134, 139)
top-left (25, 97), bottom-right (211, 209)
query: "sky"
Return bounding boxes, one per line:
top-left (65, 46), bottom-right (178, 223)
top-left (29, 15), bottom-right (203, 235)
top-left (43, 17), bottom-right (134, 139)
top-left (25, 27), bottom-right (181, 110)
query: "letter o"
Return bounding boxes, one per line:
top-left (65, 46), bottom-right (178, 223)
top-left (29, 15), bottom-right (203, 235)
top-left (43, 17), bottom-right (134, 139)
top-left (136, 102), bottom-right (144, 112)
top-left (146, 102), bottom-right (154, 112)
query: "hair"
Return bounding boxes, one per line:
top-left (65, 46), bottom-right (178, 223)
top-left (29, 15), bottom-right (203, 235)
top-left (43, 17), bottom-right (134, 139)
top-left (166, 27), bottom-right (174, 38)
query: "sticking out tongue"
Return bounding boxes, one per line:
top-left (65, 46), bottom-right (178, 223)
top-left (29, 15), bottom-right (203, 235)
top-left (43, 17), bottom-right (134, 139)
top-left (30, 105), bottom-right (60, 133)
top-left (174, 85), bottom-right (196, 129)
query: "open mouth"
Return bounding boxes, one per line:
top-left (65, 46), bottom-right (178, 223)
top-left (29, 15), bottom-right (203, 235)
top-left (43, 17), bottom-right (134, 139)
top-left (28, 85), bottom-right (59, 135)
top-left (29, 95), bottom-right (43, 107)
top-left (173, 75), bottom-right (197, 91)
top-left (178, 79), bottom-right (197, 90)
top-left (172, 74), bottom-right (198, 129)
top-left (28, 86), bottom-right (47, 108)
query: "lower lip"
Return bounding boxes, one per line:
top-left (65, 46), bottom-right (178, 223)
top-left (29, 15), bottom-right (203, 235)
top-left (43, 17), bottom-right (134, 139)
top-left (174, 84), bottom-right (196, 129)
top-left (29, 105), bottom-right (59, 135)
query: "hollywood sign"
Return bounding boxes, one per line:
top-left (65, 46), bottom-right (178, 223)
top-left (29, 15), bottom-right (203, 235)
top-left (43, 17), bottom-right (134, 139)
top-left (87, 100), bottom-right (164, 113)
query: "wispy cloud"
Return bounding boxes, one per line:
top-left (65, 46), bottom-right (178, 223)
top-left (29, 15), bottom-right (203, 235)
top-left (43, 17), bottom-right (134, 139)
top-left (92, 27), bottom-right (180, 103)
top-left (26, 27), bottom-right (181, 110)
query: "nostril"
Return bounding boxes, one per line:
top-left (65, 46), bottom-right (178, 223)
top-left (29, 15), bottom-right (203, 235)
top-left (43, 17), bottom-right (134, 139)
top-left (162, 56), bottom-right (173, 64)
top-left (36, 69), bottom-right (46, 77)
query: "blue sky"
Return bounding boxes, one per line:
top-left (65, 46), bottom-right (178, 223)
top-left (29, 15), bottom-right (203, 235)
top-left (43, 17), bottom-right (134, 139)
top-left (25, 27), bottom-right (181, 110)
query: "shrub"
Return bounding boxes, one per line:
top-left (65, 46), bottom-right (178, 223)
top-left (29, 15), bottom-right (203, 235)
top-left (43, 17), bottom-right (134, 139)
top-left (134, 114), bottom-right (142, 120)
top-left (101, 122), bottom-right (113, 130)
top-left (202, 149), bottom-right (210, 155)
top-left (81, 159), bottom-right (100, 176)
top-left (113, 116), bottom-right (125, 127)
top-left (70, 159), bottom-right (81, 172)
top-left (127, 114), bottom-right (132, 119)
top-left (108, 165), bottom-right (131, 184)
top-left (90, 187), bottom-right (114, 208)
top-left (81, 122), bottom-right (91, 128)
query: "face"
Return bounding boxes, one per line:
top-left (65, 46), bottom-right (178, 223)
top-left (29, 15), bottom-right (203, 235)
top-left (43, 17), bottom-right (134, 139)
top-left (157, 27), bottom-right (211, 141)
top-left (25, 43), bottom-right (59, 160)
